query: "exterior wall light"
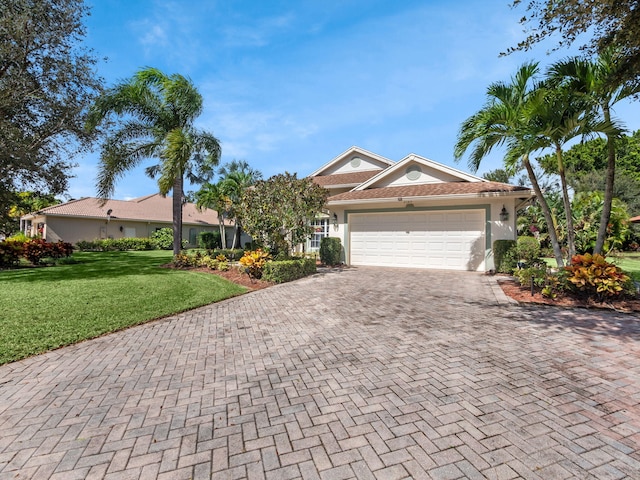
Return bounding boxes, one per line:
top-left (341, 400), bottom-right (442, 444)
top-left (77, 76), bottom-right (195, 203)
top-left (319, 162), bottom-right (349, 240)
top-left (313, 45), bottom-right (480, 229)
top-left (499, 205), bottom-right (509, 221)
top-left (332, 213), bottom-right (338, 227)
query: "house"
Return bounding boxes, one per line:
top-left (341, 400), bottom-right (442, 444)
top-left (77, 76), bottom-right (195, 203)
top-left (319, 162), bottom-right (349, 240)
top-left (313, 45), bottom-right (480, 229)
top-left (631, 216), bottom-right (640, 223)
top-left (309, 146), bottom-right (534, 271)
top-left (19, 194), bottom-right (247, 247)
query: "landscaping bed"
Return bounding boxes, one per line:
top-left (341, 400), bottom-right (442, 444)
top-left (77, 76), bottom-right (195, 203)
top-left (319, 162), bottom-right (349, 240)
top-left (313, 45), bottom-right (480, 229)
top-left (498, 277), bottom-right (640, 313)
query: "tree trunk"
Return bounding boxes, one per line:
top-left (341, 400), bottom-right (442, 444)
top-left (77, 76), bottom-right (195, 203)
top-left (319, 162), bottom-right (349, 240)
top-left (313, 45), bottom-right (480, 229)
top-left (172, 176), bottom-right (183, 256)
top-left (594, 106), bottom-right (615, 255)
top-left (218, 216), bottom-right (226, 249)
top-left (524, 155), bottom-right (565, 267)
top-left (556, 144), bottom-right (576, 259)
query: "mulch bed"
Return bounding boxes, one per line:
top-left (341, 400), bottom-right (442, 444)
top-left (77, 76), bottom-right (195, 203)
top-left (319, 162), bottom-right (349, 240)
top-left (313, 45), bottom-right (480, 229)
top-left (498, 278), bottom-right (640, 313)
top-left (162, 264), bottom-right (275, 290)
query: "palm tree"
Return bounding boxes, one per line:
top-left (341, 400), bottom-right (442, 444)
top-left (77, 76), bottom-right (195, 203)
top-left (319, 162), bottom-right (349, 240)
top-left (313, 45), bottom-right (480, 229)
top-left (523, 84), bottom-right (617, 259)
top-left (220, 170), bottom-right (259, 248)
top-left (548, 48), bottom-right (640, 254)
top-left (454, 62), bottom-right (566, 266)
top-left (195, 181), bottom-right (229, 249)
top-left (218, 160), bottom-right (263, 181)
top-left (86, 67), bottom-right (221, 254)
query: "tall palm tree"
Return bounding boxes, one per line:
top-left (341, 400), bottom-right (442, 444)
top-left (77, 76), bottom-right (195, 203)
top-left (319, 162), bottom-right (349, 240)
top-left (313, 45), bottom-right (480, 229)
top-left (523, 84), bottom-right (617, 259)
top-left (454, 62), bottom-right (566, 266)
top-left (548, 48), bottom-right (640, 254)
top-left (220, 170), bottom-right (259, 248)
top-left (195, 181), bottom-right (229, 249)
top-left (86, 67), bottom-right (221, 254)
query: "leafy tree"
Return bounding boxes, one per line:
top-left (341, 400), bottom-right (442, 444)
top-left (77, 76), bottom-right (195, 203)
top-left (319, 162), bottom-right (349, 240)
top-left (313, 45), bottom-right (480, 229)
top-left (86, 67), bottom-right (221, 254)
top-left (0, 0), bottom-right (103, 213)
top-left (571, 170), bottom-right (640, 215)
top-left (547, 49), bottom-right (640, 254)
top-left (509, 0), bottom-right (640, 82)
top-left (454, 62), bottom-right (566, 266)
top-left (239, 173), bottom-right (329, 256)
top-left (1, 192), bottom-right (61, 237)
top-left (538, 130), bottom-right (640, 181)
top-left (481, 168), bottom-right (512, 183)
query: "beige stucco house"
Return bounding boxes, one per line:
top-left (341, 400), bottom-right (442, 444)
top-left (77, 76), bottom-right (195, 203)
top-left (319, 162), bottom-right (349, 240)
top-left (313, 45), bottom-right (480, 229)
top-left (20, 193), bottom-right (246, 247)
top-left (309, 146), bottom-right (534, 271)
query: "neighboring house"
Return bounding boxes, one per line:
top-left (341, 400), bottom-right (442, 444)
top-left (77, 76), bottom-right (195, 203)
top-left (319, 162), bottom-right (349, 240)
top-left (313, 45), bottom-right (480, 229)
top-left (19, 194), bottom-right (248, 247)
top-left (309, 146), bottom-right (534, 271)
top-left (631, 216), bottom-right (640, 223)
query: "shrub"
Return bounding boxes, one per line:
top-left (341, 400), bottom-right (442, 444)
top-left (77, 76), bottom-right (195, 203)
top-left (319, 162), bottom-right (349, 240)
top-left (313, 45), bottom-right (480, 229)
top-left (0, 240), bottom-right (24, 268)
top-left (564, 253), bottom-right (630, 300)
top-left (208, 248), bottom-right (244, 261)
top-left (262, 258), bottom-right (316, 283)
top-left (22, 239), bottom-right (73, 265)
top-left (493, 239), bottom-right (516, 273)
top-left (239, 249), bottom-right (272, 279)
top-left (99, 238), bottom-right (155, 251)
top-left (75, 239), bottom-right (102, 251)
top-left (319, 237), bottom-right (342, 266)
top-left (516, 236), bottom-right (542, 266)
top-left (199, 231), bottom-right (221, 249)
top-left (151, 228), bottom-right (174, 250)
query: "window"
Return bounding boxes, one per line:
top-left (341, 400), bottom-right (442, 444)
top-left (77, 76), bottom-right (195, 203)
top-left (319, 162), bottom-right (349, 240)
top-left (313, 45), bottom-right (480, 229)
top-left (189, 228), bottom-right (197, 245)
top-left (310, 218), bottom-right (329, 251)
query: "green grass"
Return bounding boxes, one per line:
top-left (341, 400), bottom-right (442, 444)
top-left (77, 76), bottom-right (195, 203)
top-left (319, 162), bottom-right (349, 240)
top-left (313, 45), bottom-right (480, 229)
top-left (0, 251), bottom-right (246, 365)
top-left (610, 252), bottom-right (640, 282)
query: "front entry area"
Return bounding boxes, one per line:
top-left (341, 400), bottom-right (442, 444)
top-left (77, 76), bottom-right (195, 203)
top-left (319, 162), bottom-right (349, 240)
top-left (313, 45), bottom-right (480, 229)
top-left (349, 209), bottom-right (486, 271)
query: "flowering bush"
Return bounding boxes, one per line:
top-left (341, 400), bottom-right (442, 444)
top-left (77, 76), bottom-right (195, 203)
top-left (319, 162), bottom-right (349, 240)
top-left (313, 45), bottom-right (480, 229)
top-left (239, 249), bottom-right (271, 279)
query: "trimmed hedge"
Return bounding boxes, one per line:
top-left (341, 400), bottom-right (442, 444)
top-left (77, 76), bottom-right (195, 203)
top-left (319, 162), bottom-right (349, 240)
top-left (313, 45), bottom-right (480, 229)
top-left (319, 237), bottom-right (342, 266)
top-left (493, 239), bottom-right (516, 273)
top-left (206, 248), bottom-right (245, 261)
top-left (262, 258), bottom-right (316, 283)
top-left (199, 231), bottom-right (221, 249)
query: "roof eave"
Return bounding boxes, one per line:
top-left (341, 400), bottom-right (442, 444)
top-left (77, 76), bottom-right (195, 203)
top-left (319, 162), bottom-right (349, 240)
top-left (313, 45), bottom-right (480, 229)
top-left (327, 189), bottom-right (534, 206)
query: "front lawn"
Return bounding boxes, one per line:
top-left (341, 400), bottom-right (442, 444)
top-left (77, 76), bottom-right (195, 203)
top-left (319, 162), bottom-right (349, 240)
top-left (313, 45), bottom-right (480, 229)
top-left (0, 250), bottom-right (246, 365)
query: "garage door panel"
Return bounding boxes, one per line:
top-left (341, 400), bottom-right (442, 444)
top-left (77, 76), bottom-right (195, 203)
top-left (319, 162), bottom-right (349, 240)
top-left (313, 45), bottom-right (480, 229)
top-left (349, 210), bottom-right (485, 271)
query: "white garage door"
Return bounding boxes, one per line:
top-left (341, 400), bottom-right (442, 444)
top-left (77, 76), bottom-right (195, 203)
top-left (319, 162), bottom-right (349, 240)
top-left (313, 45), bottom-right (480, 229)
top-left (349, 210), bottom-right (485, 271)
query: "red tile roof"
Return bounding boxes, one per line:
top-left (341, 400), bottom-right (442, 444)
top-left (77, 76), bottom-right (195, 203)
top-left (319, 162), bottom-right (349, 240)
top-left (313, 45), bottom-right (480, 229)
top-left (29, 194), bottom-right (230, 225)
top-left (328, 181), bottom-right (531, 202)
top-left (312, 170), bottom-right (382, 187)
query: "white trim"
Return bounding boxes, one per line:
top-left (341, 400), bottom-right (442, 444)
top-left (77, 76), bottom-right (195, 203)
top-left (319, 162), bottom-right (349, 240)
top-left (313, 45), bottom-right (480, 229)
top-left (309, 146), bottom-right (395, 177)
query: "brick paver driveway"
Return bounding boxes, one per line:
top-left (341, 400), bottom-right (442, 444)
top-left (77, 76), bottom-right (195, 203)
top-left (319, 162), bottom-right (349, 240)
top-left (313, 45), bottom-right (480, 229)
top-left (1, 267), bottom-right (640, 479)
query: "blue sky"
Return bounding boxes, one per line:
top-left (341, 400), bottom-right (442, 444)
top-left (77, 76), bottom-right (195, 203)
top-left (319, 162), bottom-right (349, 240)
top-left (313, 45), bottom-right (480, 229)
top-left (73, 0), bottom-right (639, 200)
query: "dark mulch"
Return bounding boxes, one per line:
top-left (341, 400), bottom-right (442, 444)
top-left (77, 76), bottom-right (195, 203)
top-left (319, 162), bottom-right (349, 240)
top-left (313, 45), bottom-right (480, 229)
top-left (162, 264), bottom-right (275, 290)
top-left (499, 278), bottom-right (640, 313)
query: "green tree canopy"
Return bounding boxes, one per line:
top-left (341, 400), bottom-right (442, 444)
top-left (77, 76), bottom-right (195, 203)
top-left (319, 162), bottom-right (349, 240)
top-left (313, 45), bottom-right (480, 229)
top-left (239, 173), bottom-right (328, 256)
top-left (510, 0), bottom-right (640, 82)
top-left (0, 0), bottom-right (103, 221)
top-left (86, 67), bottom-right (220, 254)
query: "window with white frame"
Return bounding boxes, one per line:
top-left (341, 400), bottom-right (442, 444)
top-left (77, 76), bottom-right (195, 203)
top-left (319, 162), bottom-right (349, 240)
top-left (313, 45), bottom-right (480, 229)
top-left (310, 218), bottom-right (329, 250)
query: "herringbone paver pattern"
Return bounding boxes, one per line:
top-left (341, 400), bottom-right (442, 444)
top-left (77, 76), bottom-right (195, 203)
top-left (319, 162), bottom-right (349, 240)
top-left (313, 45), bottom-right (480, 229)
top-left (1, 267), bottom-right (639, 479)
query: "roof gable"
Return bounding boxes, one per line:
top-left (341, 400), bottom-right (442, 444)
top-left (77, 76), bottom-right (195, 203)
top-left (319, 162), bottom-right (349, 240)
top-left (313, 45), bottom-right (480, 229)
top-left (309, 146), bottom-right (394, 177)
top-left (354, 154), bottom-right (486, 191)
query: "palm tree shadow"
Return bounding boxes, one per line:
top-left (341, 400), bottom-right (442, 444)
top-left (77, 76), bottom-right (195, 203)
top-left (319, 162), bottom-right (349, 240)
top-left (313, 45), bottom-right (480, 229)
top-left (509, 304), bottom-right (640, 341)
top-left (0, 252), bottom-right (175, 284)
